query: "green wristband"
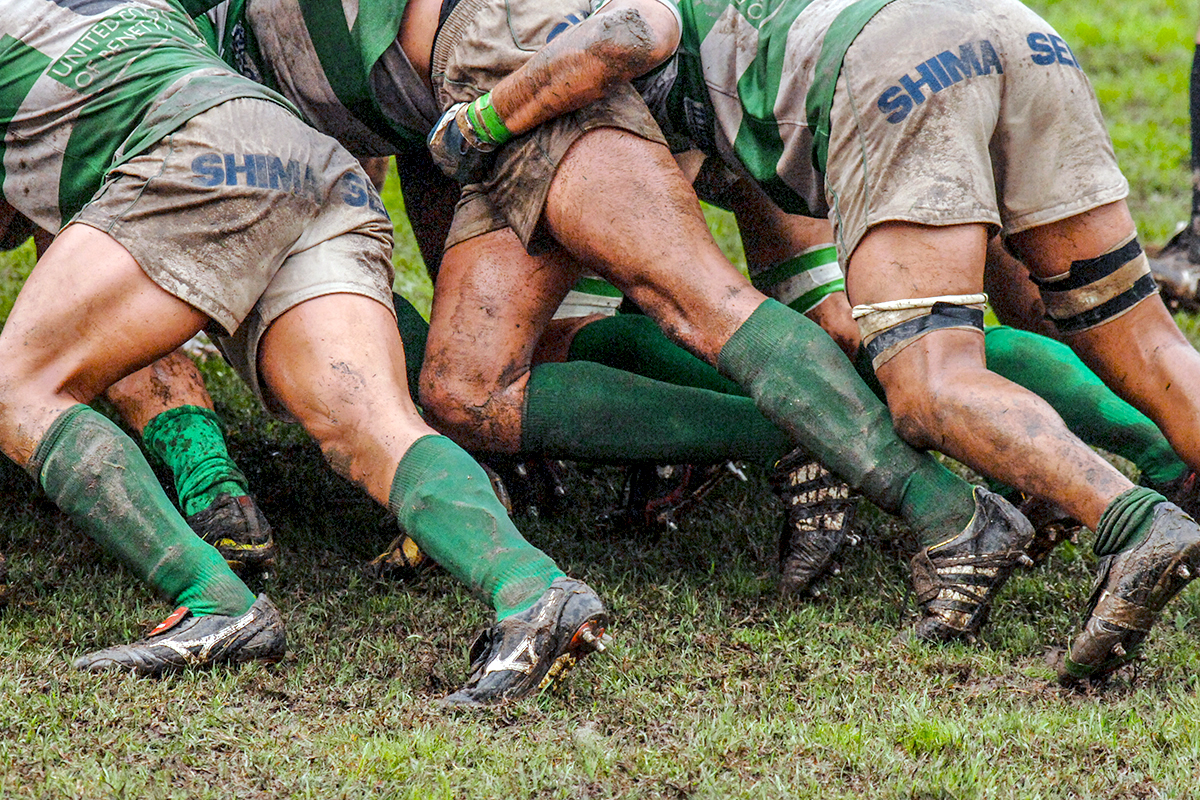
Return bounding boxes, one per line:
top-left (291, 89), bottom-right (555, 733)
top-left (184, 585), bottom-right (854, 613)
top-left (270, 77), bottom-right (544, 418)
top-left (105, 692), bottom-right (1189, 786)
top-left (467, 93), bottom-right (512, 146)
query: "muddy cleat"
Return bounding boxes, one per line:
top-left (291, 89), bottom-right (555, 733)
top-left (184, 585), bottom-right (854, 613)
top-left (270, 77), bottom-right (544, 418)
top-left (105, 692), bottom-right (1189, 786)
top-left (599, 462), bottom-right (744, 534)
top-left (367, 532), bottom-right (436, 580)
top-left (484, 458), bottom-right (566, 517)
top-left (906, 488), bottom-right (1035, 643)
top-left (73, 594), bottom-right (286, 675)
top-left (186, 494), bottom-right (277, 578)
top-left (771, 447), bottom-right (859, 598)
top-left (1019, 495), bottom-right (1082, 565)
top-left (1149, 224), bottom-right (1200, 313)
top-left (1155, 470), bottom-right (1200, 522)
top-left (1059, 502), bottom-right (1200, 685)
top-left (441, 577), bottom-right (610, 707)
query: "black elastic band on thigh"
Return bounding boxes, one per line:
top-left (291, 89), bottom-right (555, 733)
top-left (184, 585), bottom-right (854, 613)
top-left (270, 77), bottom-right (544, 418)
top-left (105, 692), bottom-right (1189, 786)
top-left (1051, 274), bottom-right (1158, 334)
top-left (863, 304), bottom-right (984, 365)
top-left (1032, 239), bottom-right (1143, 291)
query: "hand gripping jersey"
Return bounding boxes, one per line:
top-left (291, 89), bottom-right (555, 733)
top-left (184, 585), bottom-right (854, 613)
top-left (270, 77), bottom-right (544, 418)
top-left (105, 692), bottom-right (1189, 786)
top-left (0, 0), bottom-right (289, 231)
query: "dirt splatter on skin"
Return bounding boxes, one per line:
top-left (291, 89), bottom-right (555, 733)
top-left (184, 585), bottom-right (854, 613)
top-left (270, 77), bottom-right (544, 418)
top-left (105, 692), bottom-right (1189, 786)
top-left (494, 6), bottom-right (671, 133)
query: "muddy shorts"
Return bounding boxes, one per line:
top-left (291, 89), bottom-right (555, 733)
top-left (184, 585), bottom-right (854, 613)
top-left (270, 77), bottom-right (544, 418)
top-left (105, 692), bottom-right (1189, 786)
top-left (824, 0), bottom-right (1128, 259)
top-left (432, 0), bottom-right (667, 250)
top-left (74, 97), bottom-right (395, 414)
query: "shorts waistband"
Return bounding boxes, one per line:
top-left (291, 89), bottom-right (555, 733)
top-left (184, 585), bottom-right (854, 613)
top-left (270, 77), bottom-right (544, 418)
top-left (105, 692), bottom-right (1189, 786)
top-left (431, 0), bottom-right (492, 107)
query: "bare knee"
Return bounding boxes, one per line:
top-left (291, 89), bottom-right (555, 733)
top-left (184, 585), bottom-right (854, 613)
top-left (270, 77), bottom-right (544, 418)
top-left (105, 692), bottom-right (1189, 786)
top-left (418, 356), bottom-right (525, 453)
top-left (878, 367), bottom-right (972, 451)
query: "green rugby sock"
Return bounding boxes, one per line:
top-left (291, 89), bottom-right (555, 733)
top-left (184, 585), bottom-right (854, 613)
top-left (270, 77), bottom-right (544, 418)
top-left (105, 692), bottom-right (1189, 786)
top-left (1094, 487), bottom-right (1166, 557)
top-left (30, 405), bottom-right (254, 616)
top-left (568, 313), bottom-right (745, 396)
top-left (389, 435), bottom-right (564, 619)
top-left (142, 405), bottom-right (249, 517)
top-left (521, 360), bottom-right (791, 466)
top-left (393, 292), bottom-right (430, 400)
top-left (717, 300), bottom-right (975, 541)
top-left (984, 326), bottom-right (1187, 489)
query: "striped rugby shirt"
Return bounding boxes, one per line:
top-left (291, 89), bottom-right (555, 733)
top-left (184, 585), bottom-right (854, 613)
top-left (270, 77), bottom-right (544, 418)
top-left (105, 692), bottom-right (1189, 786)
top-left (657, 0), bottom-right (891, 218)
top-left (0, 0), bottom-right (287, 231)
top-left (194, 0), bottom-right (432, 157)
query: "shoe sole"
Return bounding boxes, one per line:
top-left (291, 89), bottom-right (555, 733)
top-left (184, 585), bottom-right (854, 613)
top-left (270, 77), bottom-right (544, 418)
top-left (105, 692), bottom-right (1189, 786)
top-left (537, 616), bottom-right (609, 692)
top-left (211, 540), bottom-right (277, 575)
top-left (1061, 536), bottom-right (1200, 684)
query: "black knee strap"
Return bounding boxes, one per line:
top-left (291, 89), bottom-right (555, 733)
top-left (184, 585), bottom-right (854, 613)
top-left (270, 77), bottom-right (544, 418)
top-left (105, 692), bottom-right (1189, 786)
top-left (862, 303), bottom-right (984, 366)
top-left (1033, 238), bottom-right (1157, 333)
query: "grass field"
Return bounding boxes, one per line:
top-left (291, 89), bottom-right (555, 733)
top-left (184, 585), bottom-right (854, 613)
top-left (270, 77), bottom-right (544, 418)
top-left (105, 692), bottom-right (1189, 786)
top-left (3, 2), bottom-right (1200, 798)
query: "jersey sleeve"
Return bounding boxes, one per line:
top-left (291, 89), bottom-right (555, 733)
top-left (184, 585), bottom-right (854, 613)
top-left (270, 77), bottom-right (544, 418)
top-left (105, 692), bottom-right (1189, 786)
top-left (595, 0), bottom-right (683, 44)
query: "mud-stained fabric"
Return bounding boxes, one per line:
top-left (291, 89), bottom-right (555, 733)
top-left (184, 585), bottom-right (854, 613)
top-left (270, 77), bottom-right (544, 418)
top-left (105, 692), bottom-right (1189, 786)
top-left (1033, 235), bottom-right (1158, 334)
top-left (389, 434), bottom-right (565, 619)
top-left (31, 404), bottom-right (255, 616)
top-left (826, 0), bottom-right (1127, 259)
top-left (717, 298), bottom-right (975, 539)
top-left (73, 98), bottom-right (396, 413)
top-left (647, 0), bottom-right (1127, 262)
top-left (240, 0), bottom-right (433, 155)
top-left (521, 360), bottom-right (789, 466)
top-left (0, 0), bottom-right (290, 231)
top-left (142, 405), bottom-right (249, 517)
top-left (431, 0), bottom-right (668, 250)
top-left (851, 293), bottom-right (987, 368)
top-left (751, 245), bottom-right (844, 315)
top-left (553, 277), bottom-right (623, 320)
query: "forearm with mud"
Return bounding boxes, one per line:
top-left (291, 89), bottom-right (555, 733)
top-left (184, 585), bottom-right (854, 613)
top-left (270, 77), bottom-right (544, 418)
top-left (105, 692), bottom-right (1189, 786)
top-left (488, 4), bottom-right (677, 136)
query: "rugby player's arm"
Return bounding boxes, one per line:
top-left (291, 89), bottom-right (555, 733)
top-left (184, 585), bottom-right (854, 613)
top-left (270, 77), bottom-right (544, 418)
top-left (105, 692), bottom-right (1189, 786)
top-left (488, 0), bottom-right (681, 137)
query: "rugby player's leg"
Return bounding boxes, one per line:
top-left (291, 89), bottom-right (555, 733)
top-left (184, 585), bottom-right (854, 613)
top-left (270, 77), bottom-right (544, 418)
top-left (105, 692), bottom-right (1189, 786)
top-left (541, 127), bottom-right (980, 544)
top-left (419, 227), bottom-right (790, 465)
top-left (983, 325), bottom-right (1189, 495)
top-left (984, 230), bottom-right (1190, 493)
top-left (848, 220), bottom-right (1134, 531)
top-left (1012, 201), bottom-right (1200, 481)
top-left (257, 291), bottom-right (566, 620)
top-left (106, 353), bottom-right (277, 575)
top-left (106, 354), bottom-right (247, 516)
top-left (1008, 202), bottom-right (1200, 681)
top-left (0, 224), bottom-right (256, 617)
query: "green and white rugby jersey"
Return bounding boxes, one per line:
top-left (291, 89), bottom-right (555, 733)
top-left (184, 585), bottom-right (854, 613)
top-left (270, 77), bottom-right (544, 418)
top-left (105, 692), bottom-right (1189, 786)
top-left (0, 0), bottom-right (288, 231)
top-left (198, 0), bottom-right (431, 157)
top-left (659, 0), bottom-right (892, 217)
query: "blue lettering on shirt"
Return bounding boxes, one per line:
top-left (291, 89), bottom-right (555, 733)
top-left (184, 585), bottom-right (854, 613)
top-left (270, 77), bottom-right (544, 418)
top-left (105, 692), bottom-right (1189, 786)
top-left (877, 40), bottom-right (1003, 124)
top-left (1027, 32), bottom-right (1079, 69)
top-left (191, 153), bottom-right (368, 208)
top-left (548, 13), bottom-right (583, 42)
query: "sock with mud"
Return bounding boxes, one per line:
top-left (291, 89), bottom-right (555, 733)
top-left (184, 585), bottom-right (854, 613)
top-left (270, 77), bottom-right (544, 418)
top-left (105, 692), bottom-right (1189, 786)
top-left (568, 313), bottom-right (745, 396)
top-left (389, 434), bottom-right (565, 620)
top-left (718, 299), bottom-right (976, 542)
top-left (393, 292), bottom-right (430, 399)
top-left (1093, 487), bottom-right (1167, 557)
top-left (30, 405), bottom-right (254, 616)
top-left (521, 360), bottom-right (791, 466)
top-left (142, 405), bottom-right (249, 517)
